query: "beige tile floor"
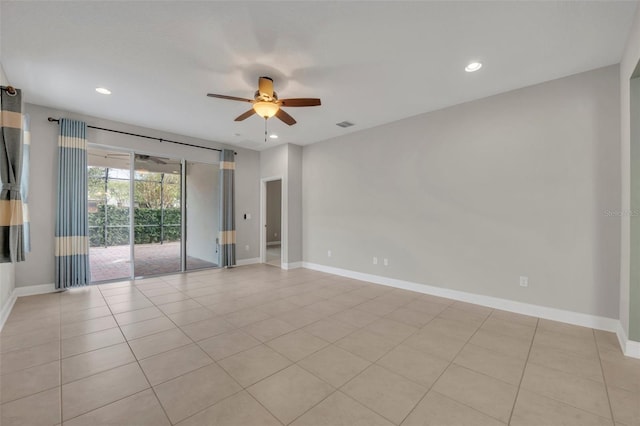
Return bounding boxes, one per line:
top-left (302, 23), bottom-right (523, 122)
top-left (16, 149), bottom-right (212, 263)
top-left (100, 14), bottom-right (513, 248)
top-left (1, 264), bottom-right (639, 426)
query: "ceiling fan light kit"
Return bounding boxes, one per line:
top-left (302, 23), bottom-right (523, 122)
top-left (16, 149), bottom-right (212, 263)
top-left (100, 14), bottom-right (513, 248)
top-left (253, 101), bottom-right (279, 118)
top-left (207, 76), bottom-right (321, 135)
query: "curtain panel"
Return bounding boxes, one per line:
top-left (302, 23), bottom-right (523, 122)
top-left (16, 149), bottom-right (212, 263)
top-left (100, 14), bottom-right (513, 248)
top-left (0, 87), bottom-right (25, 263)
top-left (219, 149), bottom-right (236, 267)
top-left (55, 118), bottom-right (90, 288)
top-left (22, 114), bottom-right (31, 253)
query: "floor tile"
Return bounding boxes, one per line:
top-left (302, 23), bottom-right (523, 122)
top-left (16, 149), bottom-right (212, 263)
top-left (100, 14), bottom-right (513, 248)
top-left (402, 390), bottom-right (506, 426)
top-left (385, 307), bottom-right (437, 328)
top-left (533, 329), bottom-right (599, 360)
top-left (242, 317), bottom-right (298, 342)
top-left (511, 389), bottom-right (613, 426)
top-left (62, 342), bottom-right (135, 384)
top-left (403, 328), bottom-right (467, 361)
top-left (60, 305), bottom-right (112, 323)
top-left (128, 328), bottom-right (192, 360)
top-left (0, 360), bottom-right (60, 404)
top-left (0, 326), bottom-right (61, 353)
top-left (63, 389), bottom-right (170, 426)
top-left (113, 306), bottom-right (163, 326)
top-left (267, 329), bottom-right (329, 361)
top-left (224, 307), bottom-right (271, 327)
top-left (528, 344), bottom-right (604, 383)
top-left (0, 387), bottom-right (61, 426)
top-left (277, 307), bottom-right (326, 328)
top-left (377, 344), bottom-right (449, 387)
top-left (176, 391), bottom-right (281, 426)
top-left (120, 315), bottom-right (176, 340)
top-left (454, 343), bottom-right (526, 385)
top-left (432, 364), bottom-right (517, 423)
top-left (62, 362), bottom-right (149, 420)
top-left (607, 385), bottom-right (640, 426)
top-left (180, 317), bottom-right (236, 341)
top-left (422, 317), bottom-right (479, 342)
top-left (299, 345), bottom-right (371, 387)
top-left (468, 328), bottom-right (532, 360)
top-left (520, 363), bottom-right (611, 418)
top-left (198, 329), bottom-right (262, 360)
top-left (332, 308), bottom-right (380, 328)
top-left (481, 317), bottom-right (536, 342)
top-left (154, 363), bottom-right (242, 424)
top-left (0, 340), bottom-right (60, 375)
top-left (166, 307), bottom-right (217, 326)
top-left (61, 316), bottom-right (118, 339)
top-left (342, 364), bottom-right (427, 424)
top-left (291, 391), bottom-right (393, 426)
top-left (156, 299), bottom-right (203, 315)
top-left (218, 344), bottom-right (292, 387)
top-left (335, 329), bottom-right (397, 362)
top-left (600, 354), bottom-right (640, 393)
top-left (140, 343), bottom-right (213, 385)
top-left (61, 327), bottom-right (125, 358)
top-left (304, 318), bottom-right (358, 342)
top-left (248, 364), bottom-right (334, 425)
top-left (365, 318), bottom-right (418, 343)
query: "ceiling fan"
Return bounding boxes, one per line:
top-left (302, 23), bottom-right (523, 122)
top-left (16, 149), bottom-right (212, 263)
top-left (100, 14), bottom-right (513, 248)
top-left (207, 76), bottom-right (321, 126)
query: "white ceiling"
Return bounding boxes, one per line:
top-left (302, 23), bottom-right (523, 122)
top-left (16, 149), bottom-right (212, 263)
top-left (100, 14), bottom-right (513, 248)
top-left (1, 1), bottom-right (637, 150)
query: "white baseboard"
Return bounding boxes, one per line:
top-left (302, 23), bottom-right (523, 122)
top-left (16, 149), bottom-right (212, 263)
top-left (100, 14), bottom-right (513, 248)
top-left (236, 257), bottom-right (260, 266)
top-left (282, 261), bottom-right (302, 270)
top-left (0, 290), bottom-right (18, 332)
top-left (0, 283), bottom-right (56, 332)
top-left (303, 262), bottom-right (623, 334)
top-left (267, 241), bottom-right (281, 247)
top-left (616, 322), bottom-right (640, 359)
top-left (14, 283), bottom-right (56, 297)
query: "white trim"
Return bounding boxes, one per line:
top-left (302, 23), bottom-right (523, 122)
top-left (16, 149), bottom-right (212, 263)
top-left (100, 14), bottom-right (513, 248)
top-left (236, 257), bottom-right (260, 266)
top-left (302, 262), bottom-right (622, 333)
top-left (0, 283), bottom-right (57, 332)
top-left (282, 261), bottom-right (302, 270)
top-left (616, 322), bottom-right (640, 359)
top-left (14, 283), bottom-right (57, 297)
top-left (267, 241), bottom-right (281, 247)
top-left (0, 290), bottom-right (17, 332)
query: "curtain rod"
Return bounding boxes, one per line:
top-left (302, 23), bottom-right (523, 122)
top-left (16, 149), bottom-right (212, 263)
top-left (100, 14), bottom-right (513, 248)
top-left (47, 117), bottom-right (236, 155)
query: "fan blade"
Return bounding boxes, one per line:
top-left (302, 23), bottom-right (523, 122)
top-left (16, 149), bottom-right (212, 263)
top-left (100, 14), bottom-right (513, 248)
top-left (258, 77), bottom-right (274, 98)
top-left (235, 109), bottom-right (256, 122)
top-left (207, 94), bottom-right (254, 103)
top-left (276, 109), bottom-right (297, 126)
top-left (278, 98), bottom-right (321, 107)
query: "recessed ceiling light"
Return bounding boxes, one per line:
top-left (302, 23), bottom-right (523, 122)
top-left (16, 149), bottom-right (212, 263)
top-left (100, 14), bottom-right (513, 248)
top-left (95, 87), bottom-right (111, 95)
top-left (465, 62), bottom-right (483, 73)
top-left (269, 134), bottom-right (278, 139)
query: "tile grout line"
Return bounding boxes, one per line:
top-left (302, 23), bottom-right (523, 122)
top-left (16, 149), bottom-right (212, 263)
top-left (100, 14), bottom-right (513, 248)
top-left (396, 307), bottom-right (500, 426)
top-left (593, 329), bottom-right (617, 423)
top-left (506, 317), bottom-right (539, 425)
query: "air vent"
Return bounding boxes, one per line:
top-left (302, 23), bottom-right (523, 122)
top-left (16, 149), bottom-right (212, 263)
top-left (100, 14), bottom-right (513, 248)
top-left (336, 121), bottom-right (355, 128)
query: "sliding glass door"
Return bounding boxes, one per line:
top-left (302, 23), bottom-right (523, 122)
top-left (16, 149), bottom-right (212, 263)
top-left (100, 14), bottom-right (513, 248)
top-left (133, 155), bottom-right (183, 277)
top-left (88, 148), bottom-right (132, 282)
top-left (185, 161), bottom-right (219, 270)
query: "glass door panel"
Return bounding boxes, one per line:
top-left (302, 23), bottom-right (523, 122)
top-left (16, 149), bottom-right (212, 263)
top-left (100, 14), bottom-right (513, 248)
top-left (134, 154), bottom-right (182, 277)
top-left (87, 148), bottom-right (132, 282)
top-left (185, 161), bottom-right (219, 270)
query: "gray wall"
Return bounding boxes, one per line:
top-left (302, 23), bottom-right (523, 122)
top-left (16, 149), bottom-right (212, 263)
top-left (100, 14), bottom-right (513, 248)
top-left (15, 103), bottom-right (260, 287)
top-left (266, 180), bottom-right (281, 243)
top-left (186, 162), bottom-right (219, 264)
top-left (622, 4), bottom-right (640, 342)
top-left (0, 62), bottom-right (15, 312)
top-left (303, 65), bottom-right (621, 319)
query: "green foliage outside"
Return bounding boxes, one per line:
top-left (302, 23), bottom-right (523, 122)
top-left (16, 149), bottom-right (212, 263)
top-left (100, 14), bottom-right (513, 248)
top-left (88, 166), bottom-right (182, 248)
top-left (89, 205), bottom-right (181, 247)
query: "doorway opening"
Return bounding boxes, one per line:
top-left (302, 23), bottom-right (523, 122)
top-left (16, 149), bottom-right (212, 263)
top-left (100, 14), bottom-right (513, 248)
top-left (264, 179), bottom-right (282, 267)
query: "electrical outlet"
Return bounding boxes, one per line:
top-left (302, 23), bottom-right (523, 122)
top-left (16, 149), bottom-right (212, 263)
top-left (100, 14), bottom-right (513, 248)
top-left (519, 276), bottom-right (528, 287)
top-left (383, 258), bottom-right (389, 266)
top-left (327, 250), bottom-right (332, 257)
top-left (373, 257), bottom-right (378, 265)
top-left (245, 245), bottom-right (250, 251)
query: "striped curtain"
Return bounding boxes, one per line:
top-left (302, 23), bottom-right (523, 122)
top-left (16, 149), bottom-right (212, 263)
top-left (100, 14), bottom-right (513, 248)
top-left (21, 114), bottom-right (31, 253)
top-left (219, 149), bottom-right (236, 267)
top-left (55, 119), bottom-right (90, 288)
top-left (0, 87), bottom-right (25, 263)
